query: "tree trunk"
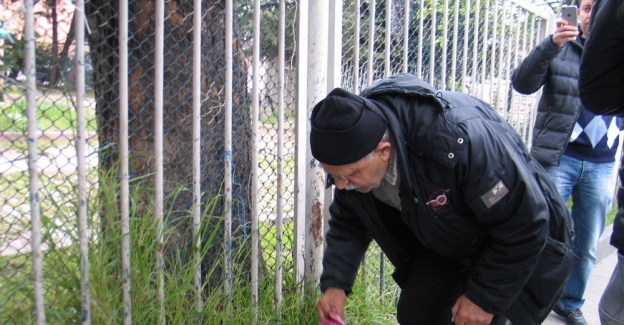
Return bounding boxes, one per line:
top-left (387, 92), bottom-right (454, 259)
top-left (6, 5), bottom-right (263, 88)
top-left (86, 0), bottom-right (252, 287)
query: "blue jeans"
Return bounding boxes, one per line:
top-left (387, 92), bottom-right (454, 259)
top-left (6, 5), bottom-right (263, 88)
top-left (599, 252), bottom-right (624, 325)
top-left (544, 154), bottom-right (615, 312)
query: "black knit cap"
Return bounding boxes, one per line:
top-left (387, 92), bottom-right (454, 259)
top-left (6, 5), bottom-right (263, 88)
top-left (310, 88), bottom-right (387, 165)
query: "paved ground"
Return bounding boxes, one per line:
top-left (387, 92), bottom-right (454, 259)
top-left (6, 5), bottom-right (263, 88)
top-left (542, 226), bottom-right (618, 325)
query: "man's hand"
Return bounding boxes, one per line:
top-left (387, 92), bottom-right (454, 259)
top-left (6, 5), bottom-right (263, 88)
top-left (450, 294), bottom-right (494, 325)
top-left (552, 18), bottom-right (579, 47)
top-left (316, 287), bottom-right (346, 325)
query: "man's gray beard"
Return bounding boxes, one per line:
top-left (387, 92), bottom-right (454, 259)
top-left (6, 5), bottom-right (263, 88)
top-left (344, 183), bottom-right (359, 191)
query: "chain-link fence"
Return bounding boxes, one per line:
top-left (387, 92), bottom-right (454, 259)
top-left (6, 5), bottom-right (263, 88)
top-left (1, 0), bottom-right (555, 323)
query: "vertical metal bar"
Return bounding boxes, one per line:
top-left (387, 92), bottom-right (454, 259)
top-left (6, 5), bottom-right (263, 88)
top-left (504, 24), bottom-right (513, 121)
top-left (521, 12), bottom-right (529, 63)
top-left (74, 0), bottom-right (91, 322)
top-left (451, 0), bottom-right (459, 91)
top-left (24, 0), bottom-right (44, 323)
top-left (275, 0), bottom-right (286, 315)
top-left (403, 0), bottom-right (410, 73)
top-left (472, 0), bottom-right (480, 96)
top-left (154, 0), bottom-right (165, 323)
top-left (305, 0), bottom-right (328, 288)
top-left (380, 0), bottom-right (391, 299)
top-left (518, 9), bottom-right (529, 140)
top-left (429, 0), bottom-right (437, 86)
top-left (461, 0), bottom-right (470, 91)
top-left (441, 0), bottom-right (448, 90)
top-left (496, 0), bottom-right (507, 113)
top-left (526, 16), bottom-right (538, 151)
top-left (192, 0), bottom-right (202, 314)
top-left (417, 0), bottom-right (424, 78)
top-left (329, 0), bottom-right (343, 89)
top-left (326, 4), bottom-right (343, 284)
top-left (480, 0), bottom-right (489, 99)
top-left (251, 0), bottom-right (261, 323)
top-left (384, 0), bottom-right (391, 77)
top-left (353, 0), bottom-right (361, 92)
top-left (224, 0), bottom-right (234, 320)
top-left (118, 0), bottom-right (132, 323)
top-left (367, 0), bottom-right (375, 85)
top-left (509, 8), bottom-right (520, 130)
top-left (530, 16), bottom-right (536, 49)
top-left (294, 0), bottom-right (308, 305)
top-left (489, 0), bottom-right (498, 105)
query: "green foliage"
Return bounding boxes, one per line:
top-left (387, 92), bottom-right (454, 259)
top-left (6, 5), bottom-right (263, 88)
top-left (0, 39), bottom-right (24, 75)
top-left (237, 0), bottom-right (298, 60)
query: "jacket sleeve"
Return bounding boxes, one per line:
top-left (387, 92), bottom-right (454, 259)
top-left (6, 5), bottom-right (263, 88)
top-left (579, 0), bottom-right (624, 116)
top-left (511, 36), bottom-right (561, 95)
top-left (320, 189), bottom-right (373, 295)
top-left (458, 117), bottom-right (549, 315)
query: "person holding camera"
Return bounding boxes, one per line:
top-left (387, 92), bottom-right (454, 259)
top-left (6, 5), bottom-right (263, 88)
top-left (512, 0), bottom-right (622, 324)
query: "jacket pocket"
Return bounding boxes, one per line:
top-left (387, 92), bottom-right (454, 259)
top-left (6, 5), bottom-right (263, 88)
top-left (506, 236), bottom-right (577, 325)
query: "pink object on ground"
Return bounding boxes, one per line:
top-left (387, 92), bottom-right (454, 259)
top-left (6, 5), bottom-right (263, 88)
top-left (319, 312), bottom-right (346, 325)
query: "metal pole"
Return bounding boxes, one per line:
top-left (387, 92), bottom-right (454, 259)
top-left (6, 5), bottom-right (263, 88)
top-left (251, 0), bottom-right (261, 323)
top-left (305, 0), bottom-right (328, 288)
top-left (461, 0), bottom-right (471, 91)
top-left (353, 0), bottom-right (361, 92)
top-left (24, 0), bottom-right (45, 323)
top-left (480, 0), bottom-right (489, 100)
top-left (403, 0), bottom-right (410, 73)
top-left (225, 0), bottom-right (234, 320)
top-left (192, 0), bottom-right (203, 314)
top-left (441, 0), bottom-right (449, 90)
top-left (275, 0), bottom-right (286, 315)
top-left (74, 0), bottom-right (91, 322)
top-left (118, 0), bottom-right (132, 323)
top-left (294, 0), bottom-right (309, 305)
top-left (326, 0), bottom-right (343, 287)
top-left (417, 0), bottom-right (424, 78)
top-left (429, 0), bottom-right (437, 86)
top-left (451, 0), bottom-right (460, 91)
top-left (367, 0), bottom-right (375, 85)
top-left (489, 0), bottom-right (499, 105)
top-left (154, 0), bottom-right (165, 322)
top-left (471, 0), bottom-right (480, 96)
top-left (384, 0), bottom-right (391, 77)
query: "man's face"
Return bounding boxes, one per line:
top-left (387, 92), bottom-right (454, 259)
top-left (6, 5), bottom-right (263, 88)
top-left (579, 0), bottom-right (593, 37)
top-left (321, 143), bottom-right (391, 193)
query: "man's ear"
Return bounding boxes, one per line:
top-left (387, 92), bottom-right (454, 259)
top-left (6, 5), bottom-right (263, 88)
top-left (377, 142), bottom-right (392, 161)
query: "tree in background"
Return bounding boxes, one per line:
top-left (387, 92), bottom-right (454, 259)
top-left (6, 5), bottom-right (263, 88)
top-left (85, 0), bottom-right (252, 286)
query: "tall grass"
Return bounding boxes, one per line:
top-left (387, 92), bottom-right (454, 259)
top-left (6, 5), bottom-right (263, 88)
top-left (0, 167), bottom-right (399, 325)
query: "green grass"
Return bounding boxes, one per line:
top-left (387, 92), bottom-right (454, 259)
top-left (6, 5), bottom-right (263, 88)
top-left (0, 98), bottom-right (97, 132)
top-left (567, 198), bottom-right (618, 226)
top-left (0, 164), bottom-right (398, 324)
top-left (607, 203), bottom-right (617, 226)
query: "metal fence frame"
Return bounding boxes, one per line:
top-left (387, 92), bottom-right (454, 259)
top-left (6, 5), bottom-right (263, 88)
top-left (0, 0), bottom-right (575, 324)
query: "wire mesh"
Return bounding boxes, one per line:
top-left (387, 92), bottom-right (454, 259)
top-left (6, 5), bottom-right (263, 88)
top-left (0, 0), bottom-right (555, 323)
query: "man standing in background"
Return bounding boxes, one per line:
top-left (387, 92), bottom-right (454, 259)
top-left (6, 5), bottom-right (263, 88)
top-left (512, 0), bottom-right (622, 324)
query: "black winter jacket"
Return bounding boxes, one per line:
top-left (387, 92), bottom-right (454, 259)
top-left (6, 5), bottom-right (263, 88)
top-left (320, 74), bottom-right (575, 324)
top-left (511, 34), bottom-right (584, 167)
top-left (580, 0), bottom-right (624, 252)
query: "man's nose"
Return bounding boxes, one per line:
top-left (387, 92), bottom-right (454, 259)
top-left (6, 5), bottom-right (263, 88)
top-left (334, 178), bottom-right (348, 190)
